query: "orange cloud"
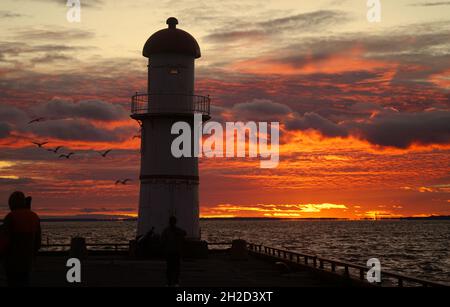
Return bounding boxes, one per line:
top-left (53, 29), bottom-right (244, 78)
top-left (430, 69), bottom-right (450, 89)
top-left (228, 47), bottom-right (397, 76)
top-left (201, 203), bottom-right (349, 218)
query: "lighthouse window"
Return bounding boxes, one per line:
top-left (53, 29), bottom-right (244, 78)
top-left (169, 67), bottom-right (179, 75)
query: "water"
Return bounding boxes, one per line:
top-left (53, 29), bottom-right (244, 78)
top-left (41, 219), bottom-right (450, 284)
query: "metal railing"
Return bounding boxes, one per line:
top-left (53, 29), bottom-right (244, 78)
top-left (40, 243), bottom-right (129, 252)
top-left (40, 241), bottom-right (231, 252)
top-left (131, 93), bottom-right (210, 116)
top-left (247, 243), bottom-right (448, 287)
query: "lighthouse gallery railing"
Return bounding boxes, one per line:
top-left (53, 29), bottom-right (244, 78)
top-left (131, 93), bottom-right (210, 116)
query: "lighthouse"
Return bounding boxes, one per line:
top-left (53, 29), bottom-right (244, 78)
top-left (131, 17), bottom-right (210, 239)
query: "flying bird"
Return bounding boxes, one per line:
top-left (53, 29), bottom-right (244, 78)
top-left (59, 152), bottom-right (75, 159)
top-left (115, 179), bottom-right (131, 185)
top-left (98, 149), bottom-right (112, 157)
top-left (28, 117), bottom-right (46, 124)
top-left (32, 141), bottom-right (48, 148)
top-left (47, 146), bottom-right (63, 154)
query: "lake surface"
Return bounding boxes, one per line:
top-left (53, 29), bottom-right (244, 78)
top-left (40, 219), bottom-right (450, 284)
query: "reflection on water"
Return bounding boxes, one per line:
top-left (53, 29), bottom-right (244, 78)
top-left (41, 219), bottom-right (450, 284)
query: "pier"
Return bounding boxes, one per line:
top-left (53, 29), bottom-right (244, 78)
top-left (1, 241), bottom-right (446, 287)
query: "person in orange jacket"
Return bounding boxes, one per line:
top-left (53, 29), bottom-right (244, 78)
top-left (2, 191), bottom-right (41, 287)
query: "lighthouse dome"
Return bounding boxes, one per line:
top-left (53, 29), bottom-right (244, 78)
top-left (143, 17), bottom-right (201, 59)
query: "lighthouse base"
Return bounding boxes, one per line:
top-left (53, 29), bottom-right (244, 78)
top-left (137, 180), bottom-right (199, 239)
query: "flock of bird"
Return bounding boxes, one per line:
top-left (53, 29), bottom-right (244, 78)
top-left (28, 116), bottom-right (134, 185)
top-left (31, 141), bottom-right (111, 159)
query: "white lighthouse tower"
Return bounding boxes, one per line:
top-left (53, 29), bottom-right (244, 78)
top-left (131, 17), bottom-right (210, 239)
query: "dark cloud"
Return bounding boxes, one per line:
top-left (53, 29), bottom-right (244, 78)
top-left (33, 53), bottom-right (72, 64)
top-left (0, 104), bottom-right (28, 124)
top-left (0, 41), bottom-right (92, 62)
top-left (0, 56), bottom-right (145, 105)
top-left (0, 100), bottom-right (130, 145)
top-left (26, 118), bottom-right (133, 142)
top-left (286, 112), bottom-right (348, 138)
top-left (0, 11), bottom-right (23, 18)
top-left (258, 10), bottom-right (349, 31)
top-left (204, 30), bottom-right (265, 43)
top-left (0, 122), bottom-right (12, 139)
top-left (286, 109), bottom-right (450, 149)
top-left (14, 27), bottom-right (95, 41)
top-left (411, 1), bottom-right (450, 6)
top-left (24, 0), bottom-right (104, 9)
top-left (352, 110), bottom-right (450, 148)
top-left (204, 10), bottom-right (349, 42)
top-left (34, 99), bottom-right (128, 122)
top-left (0, 177), bottom-right (34, 185)
top-left (213, 99), bottom-right (450, 149)
top-left (231, 99), bottom-right (293, 121)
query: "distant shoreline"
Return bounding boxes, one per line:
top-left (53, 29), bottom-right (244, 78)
top-left (1, 215), bottom-right (449, 223)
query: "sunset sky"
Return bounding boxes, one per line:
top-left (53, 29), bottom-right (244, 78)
top-left (0, 0), bottom-right (449, 219)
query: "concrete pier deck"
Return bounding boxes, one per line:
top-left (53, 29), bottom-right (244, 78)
top-left (0, 251), bottom-right (354, 287)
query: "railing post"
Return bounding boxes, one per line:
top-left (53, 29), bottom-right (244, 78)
top-left (313, 257), bottom-right (317, 267)
top-left (331, 263), bottom-right (336, 272)
top-left (360, 268), bottom-right (364, 280)
top-left (320, 260), bottom-right (324, 269)
top-left (304, 256), bottom-right (308, 265)
top-left (344, 265), bottom-right (349, 277)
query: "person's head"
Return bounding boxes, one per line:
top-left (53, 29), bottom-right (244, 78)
top-left (8, 191), bottom-right (25, 211)
top-left (25, 196), bottom-right (32, 209)
top-left (169, 216), bottom-right (177, 227)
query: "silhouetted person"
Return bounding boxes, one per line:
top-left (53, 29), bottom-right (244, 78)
top-left (2, 191), bottom-right (41, 287)
top-left (161, 216), bottom-right (186, 286)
